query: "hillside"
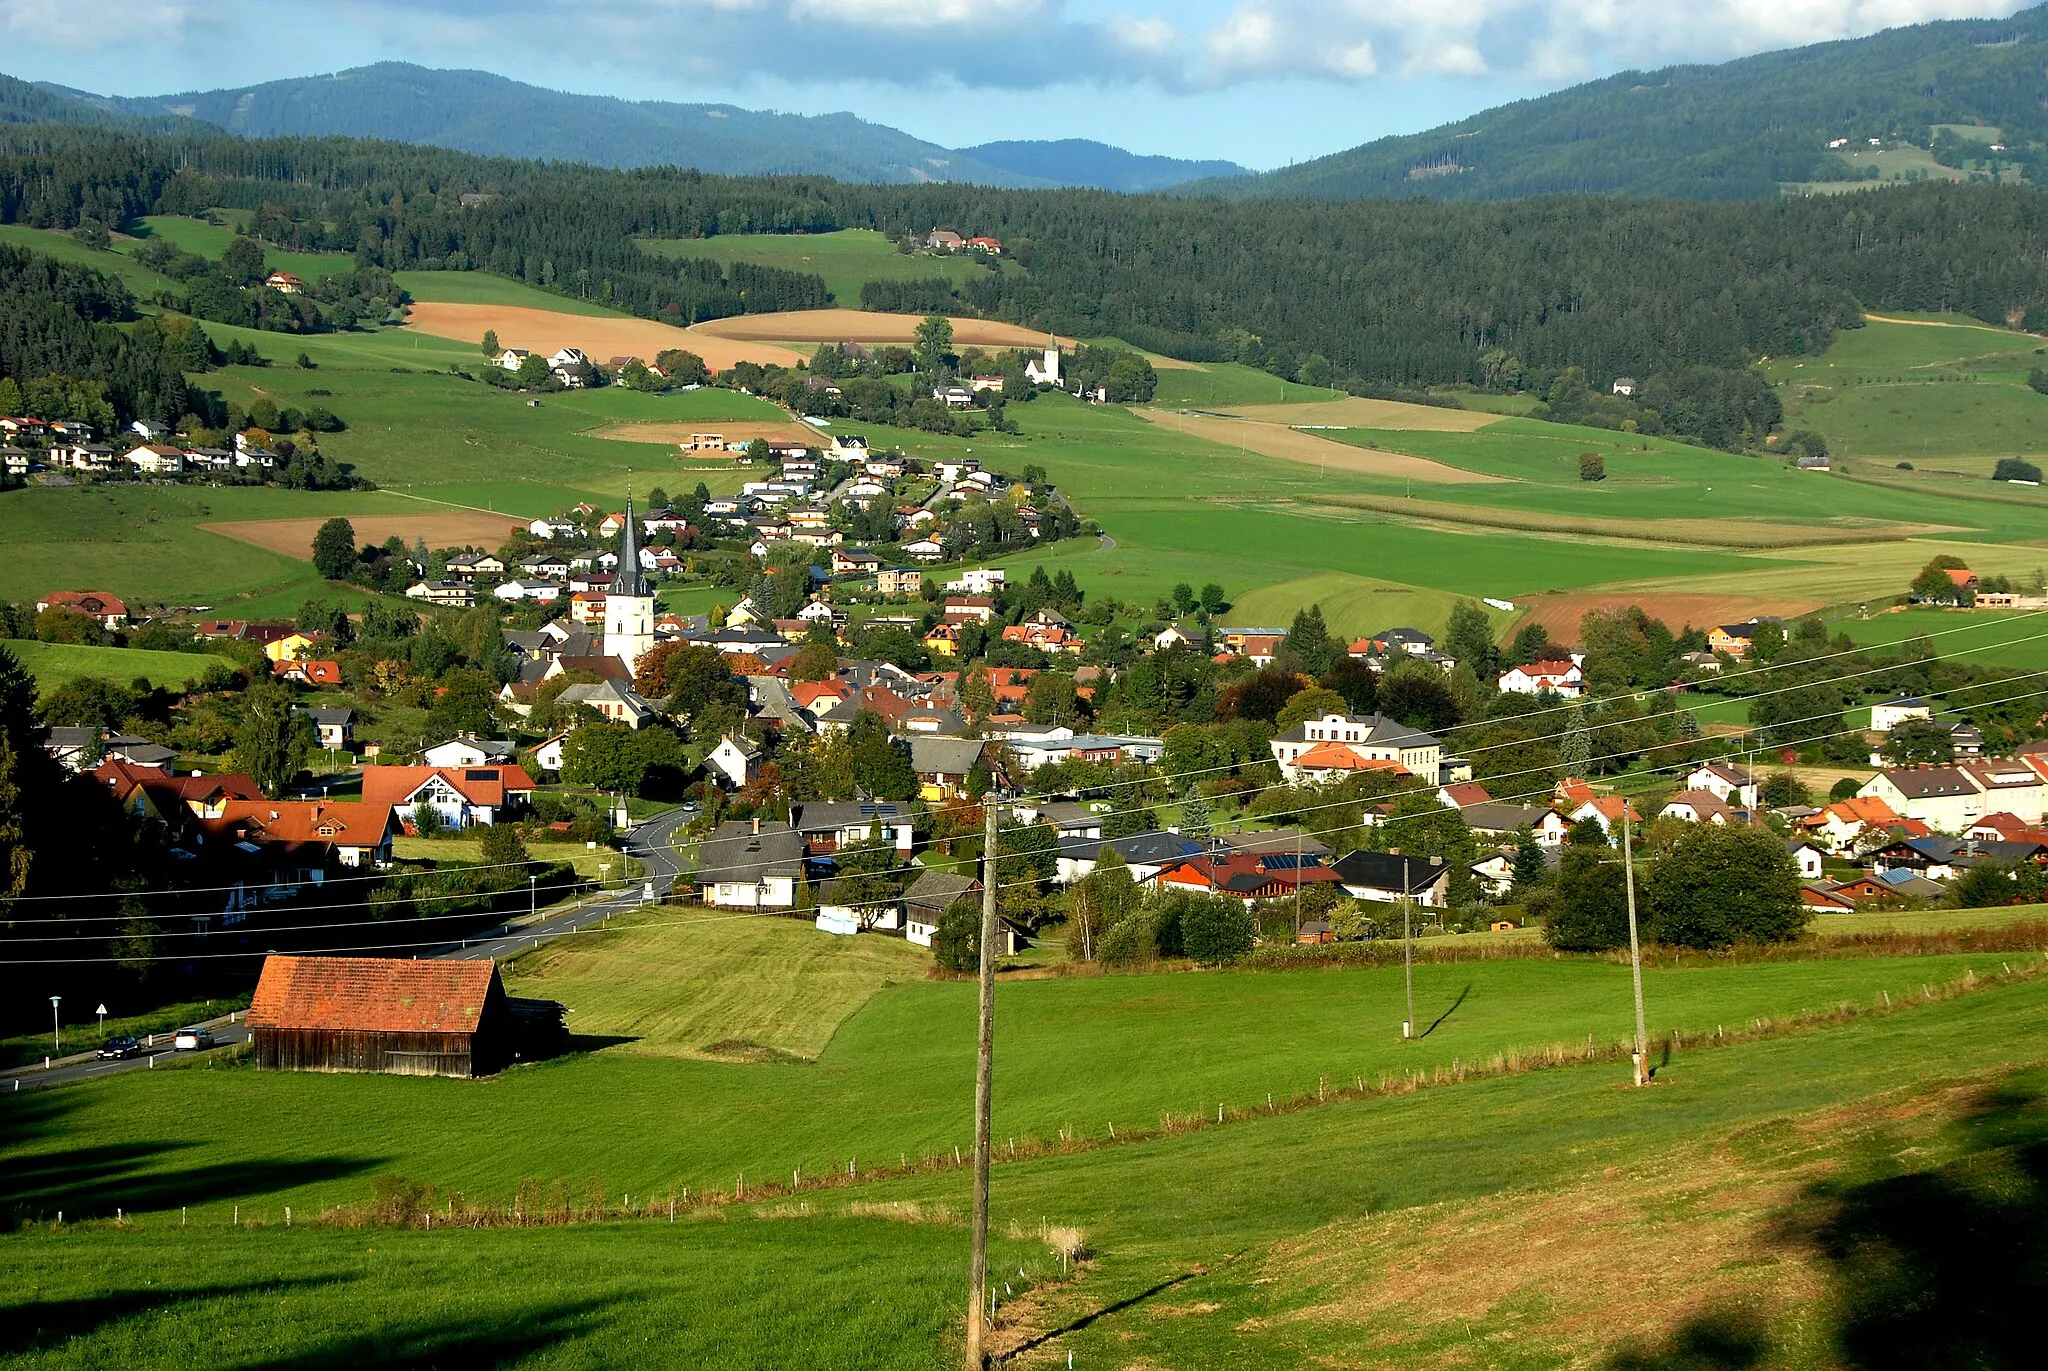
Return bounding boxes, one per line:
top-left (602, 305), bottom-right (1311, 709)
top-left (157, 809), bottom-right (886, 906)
top-left (0, 72), bottom-right (208, 134)
top-left (1198, 5), bottom-right (2048, 201)
top-left (959, 138), bottom-right (1249, 193)
top-left (27, 62), bottom-right (1233, 193)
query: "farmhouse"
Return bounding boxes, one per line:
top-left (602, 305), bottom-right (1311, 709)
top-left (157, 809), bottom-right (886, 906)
top-left (696, 819), bottom-right (804, 908)
top-left (247, 955), bottom-right (564, 1077)
top-left (1269, 714), bottom-right (1442, 784)
top-left (36, 590), bottom-right (129, 629)
top-left (1497, 660), bottom-right (1583, 696)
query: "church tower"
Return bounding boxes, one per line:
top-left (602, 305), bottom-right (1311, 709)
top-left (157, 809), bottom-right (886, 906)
top-left (604, 491), bottom-right (655, 678)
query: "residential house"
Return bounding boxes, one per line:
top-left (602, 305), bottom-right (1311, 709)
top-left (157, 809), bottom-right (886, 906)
top-left (307, 707), bottom-right (354, 752)
top-left (903, 539), bottom-right (946, 562)
top-left (1462, 803), bottom-right (1572, 845)
top-left (1437, 781), bottom-right (1494, 810)
top-left (1660, 790), bottom-right (1737, 825)
top-left (1331, 850), bottom-right (1452, 909)
top-left (124, 443), bottom-right (185, 474)
top-left (556, 680), bottom-right (656, 729)
top-left (262, 632), bottom-right (325, 664)
top-left (1151, 851), bottom-right (1343, 907)
top-left (1800, 882), bottom-right (1857, 914)
top-left (1007, 733), bottom-right (1165, 772)
top-left (790, 800), bottom-right (917, 857)
top-left (406, 580), bottom-right (476, 608)
top-left (911, 736), bottom-right (986, 801)
top-left (36, 590), bottom-right (129, 629)
top-left (876, 568), bottom-right (924, 596)
top-left (532, 733), bottom-right (570, 774)
top-left (1497, 661), bottom-right (1584, 697)
top-left (1787, 841), bottom-right (1826, 880)
top-left (361, 765), bottom-right (535, 830)
top-left (1860, 766), bottom-right (1984, 831)
top-left (1685, 762), bottom-right (1759, 810)
top-left (903, 869), bottom-right (980, 948)
top-left (197, 798), bottom-right (397, 873)
top-left (1053, 832), bottom-right (1203, 886)
top-left (704, 734), bottom-right (761, 790)
top-left (421, 737), bottom-right (520, 769)
top-left (1959, 757), bottom-right (2046, 824)
top-left (1569, 795), bottom-right (1640, 842)
top-left (444, 552), bottom-right (508, 581)
top-left (102, 733), bottom-right (176, 768)
top-left (1707, 619), bottom-right (1780, 659)
top-left (44, 725), bottom-right (99, 770)
top-left (946, 568), bottom-right (1006, 596)
top-left (263, 271), bottom-right (304, 294)
top-left (1809, 796), bottom-right (1907, 853)
top-left (1269, 714), bottom-right (1442, 785)
top-left (1871, 694), bottom-right (1934, 734)
top-left (832, 548), bottom-right (882, 576)
top-left (696, 819), bottom-right (803, 909)
top-left (927, 228), bottom-right (966, 250)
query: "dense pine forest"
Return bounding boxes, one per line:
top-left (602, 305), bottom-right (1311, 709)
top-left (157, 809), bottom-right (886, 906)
top-left (5, 121), bottom-right (2048, 448)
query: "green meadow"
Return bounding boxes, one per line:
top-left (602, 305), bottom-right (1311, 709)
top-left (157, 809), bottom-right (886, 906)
top-left (6, 640), bottom-right (229, 690)
top-left (1147, 362), bottom-right (1340, 409)
top-left (1836, 605), bottom-right (2048, 669)
top-left (5, 944), bottom-right (2046, 1368)
top-left (0, 224), bottom-right (186, 299)
top-left (128, 216), bottom-right (357, 284)
top-left (637, 228), bottom-right (1004, 307)
top-left (394, 268), bottom-right (638, 315)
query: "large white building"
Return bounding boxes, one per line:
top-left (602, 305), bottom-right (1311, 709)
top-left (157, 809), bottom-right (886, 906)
top-left (603, 493), bottom-right (656, 678)
top-left (1268, 714), bottom-right (1443, 785)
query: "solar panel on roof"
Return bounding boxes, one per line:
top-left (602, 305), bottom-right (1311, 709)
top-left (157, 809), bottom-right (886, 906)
top-left (464, 769), bottom-right (496, 780)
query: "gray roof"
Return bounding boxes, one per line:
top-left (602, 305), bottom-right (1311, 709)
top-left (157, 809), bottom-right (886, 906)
top-left (45, 725), bottom-right (97, 750)
top-left (1880, 767), bottom-right (1975, 799)
top-left (1460, 803), bottom-right (1558, 834)
top-left (308, 708), bottom-right (355, 726)
top-left (911, 736), bottom-right (985, 776)
top-left (610, 494), bottom-right (648, 599)
top-left (1272, 714), bottom-right (1439, 749)
top-left (790, 800), bottom-right (912, 835)
top-left (695, 821), bottom-right (805, 885)
top-left (1054, 832), bottom-right (1203, 867)
top-left (904, 867), bottom-right (980, 916)
top-left (1219, 827), bottom-right (1333, 857)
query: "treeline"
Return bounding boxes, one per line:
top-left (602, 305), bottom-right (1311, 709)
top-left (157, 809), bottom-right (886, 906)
top-left (9, 123), bottom-right (2048, 429)
top-left (0, 244), bottom-right (226, 429)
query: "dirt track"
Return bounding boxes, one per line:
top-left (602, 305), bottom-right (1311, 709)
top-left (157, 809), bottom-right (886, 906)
top-left (403, 302), bottom-right (805, 371)
top-left (203, 513), bottom-right (528, 560)
top-left (688, 309), bottom-right (1074, 350)
top-left (1135, 410), bottom-right (1506, 484)
top-left (1223, 396), bottom-right (1505, 433)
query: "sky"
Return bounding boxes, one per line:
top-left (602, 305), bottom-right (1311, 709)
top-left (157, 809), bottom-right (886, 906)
top-left (0, 0), bottom-right (2034, 168)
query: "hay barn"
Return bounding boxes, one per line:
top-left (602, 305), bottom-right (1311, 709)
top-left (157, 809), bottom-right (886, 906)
top-left (247, 955), bottom-right (564, 1077)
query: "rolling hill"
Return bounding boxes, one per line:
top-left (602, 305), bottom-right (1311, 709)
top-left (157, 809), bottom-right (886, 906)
top-left (1195, 5), bottom-right (2048, 201)
top-left (24, 62), bottom-right (1242, 193)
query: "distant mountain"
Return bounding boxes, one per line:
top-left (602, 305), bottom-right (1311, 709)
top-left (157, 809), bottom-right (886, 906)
top-left (959, 139), bottom-right (1248, 194)
top-left (1193, 6), bottom-right (2048, 201)
top-left (10, 62), bottom-right (1223, 193)
top-left (0, 72), bottom-right (210, 134)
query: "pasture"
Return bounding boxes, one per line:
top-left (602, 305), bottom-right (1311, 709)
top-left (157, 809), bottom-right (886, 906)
top-left (638, 228), bottom-right (1006, 307)
top-left (127, 215), bottom-right (356, 284)
top-left (4, 960), bottom-right (2046, 1368)
top-left (7, 641), bottom-right (229, 691)
top-left (1835, 605), bottom-right (2048, 670)
top-left (1228, 572), bottom-right (1515, 641)
top-left (1147, 362), bottom-right (1340, 409)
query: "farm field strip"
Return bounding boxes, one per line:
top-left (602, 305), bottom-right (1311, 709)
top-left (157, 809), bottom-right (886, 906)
top-left (1132, 408), bottom-right (1504, 484)
top-left (685, 308), bottom-right (1071, 351)
top-left (401, 301), bottom-right (806, 371)
top-left (1216, 395), bottom-right (1505, 432)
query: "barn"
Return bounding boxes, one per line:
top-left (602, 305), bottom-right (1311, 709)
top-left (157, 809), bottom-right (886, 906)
top-left (246, 955), bottom-right (565, 1077)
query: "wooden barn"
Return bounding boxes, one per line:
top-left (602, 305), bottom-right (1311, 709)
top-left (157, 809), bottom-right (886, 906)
top-left (246, 955), bottom-right (564, 1077)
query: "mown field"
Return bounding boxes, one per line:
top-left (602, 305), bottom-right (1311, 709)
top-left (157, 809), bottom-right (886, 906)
top-left (1835, 605), bottom-right (2048, 670)
top-left (638, 228), bottom-right (1003, 308)
top-left (5, 640), bottom-right (230, 690)
top-left (5, 929), bottom-right (2046, 1368)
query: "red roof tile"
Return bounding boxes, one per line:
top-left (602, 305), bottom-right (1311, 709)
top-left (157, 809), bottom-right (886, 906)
top-left (360, 765), bottom-right (536, 810)
top-left (248, 956), bottom-right (499, 1034)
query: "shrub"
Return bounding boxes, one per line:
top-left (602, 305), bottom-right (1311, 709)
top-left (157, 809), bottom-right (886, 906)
top-left (1579, 453), bottom-right (1606, 482)
top-left (1646, 823), bottom-right (1806, 947)
top-left (1536, 847), bottom-right (1631, 951)
top-left (933, 898), bottom-right (982, 972)
top-left (1178, 894), bottom-right (1255, 965)
top-left (1993, 456), bottom-right (2043, 484)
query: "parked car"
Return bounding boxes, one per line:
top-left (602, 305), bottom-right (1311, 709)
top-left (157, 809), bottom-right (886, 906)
top-left (96, 1035), bottom-right (143, 1060)
top-left (172, 1027), bottom-right (214, 1052)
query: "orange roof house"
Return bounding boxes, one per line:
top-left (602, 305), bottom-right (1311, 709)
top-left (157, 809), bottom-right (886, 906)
top-left (37, 590), bottom-right (129, 627)
top-left (1288, 742), bottom-right (1411, 778)
top-left (273, 659), bottom-right (343, 686)
top-left (194, 799), bottom-right (396, 866)
top-left (361, 765), bottom-right (535, 829)
top-left (246, 955), bottom-right (562, 1076)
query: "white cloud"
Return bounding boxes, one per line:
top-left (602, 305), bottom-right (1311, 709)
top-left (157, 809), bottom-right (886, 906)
top-left (0, 0), bottom-right (201, 49)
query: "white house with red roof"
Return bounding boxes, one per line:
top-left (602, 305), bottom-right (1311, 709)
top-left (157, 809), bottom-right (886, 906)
top-left (1497, 660), bottom-right (1584, 696)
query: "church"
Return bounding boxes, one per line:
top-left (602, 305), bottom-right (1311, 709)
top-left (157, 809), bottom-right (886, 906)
top-left (601, 493), bottom-right (656, 677)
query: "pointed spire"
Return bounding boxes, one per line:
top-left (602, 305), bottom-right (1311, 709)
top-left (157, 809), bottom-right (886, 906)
top-left (610, 487), bottom-right (648, 597)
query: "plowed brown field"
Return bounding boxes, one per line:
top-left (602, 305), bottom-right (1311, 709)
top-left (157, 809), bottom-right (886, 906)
top-left (203, 513), bottom-right (527, 560)
top-left (403, 302), bottom-right (805, 371)
top-left (1511, 591), bottom-right (1827, 639)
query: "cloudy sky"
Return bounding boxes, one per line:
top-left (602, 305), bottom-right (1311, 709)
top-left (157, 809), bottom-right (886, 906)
top-left (0, 0), bottom-right (2031, 167)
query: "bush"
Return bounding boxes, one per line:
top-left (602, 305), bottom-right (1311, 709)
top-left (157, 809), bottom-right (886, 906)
top-left (1579, 453), bottom-right (1606, 482)
top-left (1829, 777), bottom-right (1862, 802)
top-left (1178, 894), bottom-right (1255, 965)
top-left (1993, 456), bottom-right (2043, 484)
top-left (1536, 847), bottom-right (1631, 951)
top-left (1646, 823), bottom-right (1806, 947)
top-left (933, 898), bottom-right (982, 972)
top-left (479, 824), bottom-right (530, 869)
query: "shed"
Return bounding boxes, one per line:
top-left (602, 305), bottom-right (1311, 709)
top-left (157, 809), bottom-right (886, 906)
top-left (246, 955), bottom-right (563, 1077)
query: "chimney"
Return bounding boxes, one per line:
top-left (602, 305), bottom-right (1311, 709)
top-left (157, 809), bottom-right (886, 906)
top-left (752, 816), bottom-right (760, 835)
top-left (1388, 847), bottom-right (1401, 856)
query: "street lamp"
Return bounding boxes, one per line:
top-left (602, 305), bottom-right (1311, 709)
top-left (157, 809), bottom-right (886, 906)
top-left (529, 873), bottom-right (538, 921)
top-left (50, 996), bottom-right (60, 1056)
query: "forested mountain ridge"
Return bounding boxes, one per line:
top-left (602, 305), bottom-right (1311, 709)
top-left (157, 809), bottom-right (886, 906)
top-left (23, 62), bottom-right (1241, 193)
top-left (1196, 5), bottom-right (2048, 201)
top-left (6, 122), bottom-right (2048, 451)
top-left (0, 73), bottom-right (210, 135)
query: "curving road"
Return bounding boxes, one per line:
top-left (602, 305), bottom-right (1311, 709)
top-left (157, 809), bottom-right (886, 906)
top-left (2, 807), bottom-right (694, 1096)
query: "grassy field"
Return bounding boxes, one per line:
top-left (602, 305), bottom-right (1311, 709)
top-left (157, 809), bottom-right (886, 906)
top-left (1834, 605), bottom-right (2048, 669)
top-left (637, 229), bottom-right (1002, 308)
top-left (1229, 571), bottom-right (1515, 640)
top-left (501, 909), bottom-right (931, 1060)
top-left (0, 997), bottom-right (247, 1071)
top-left (396, 268), bottom-right (644, 316)
top-left (0, 224), bottom-right (185, 298)
top-left (1148, 363), bottom-right (1341, 409)
top-left (6, 640), bottom-right (231, 690)
top-left (5, 959), bottom-right (2046, 1367)
top-left (389, 837), bottom-right (639, 885)
top-left (128, 216), bottom-right (357, 284)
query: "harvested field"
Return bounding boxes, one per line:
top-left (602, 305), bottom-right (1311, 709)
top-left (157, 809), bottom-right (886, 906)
top-left (1220, 395), bottom-right (1505, 432)
top-left (1313, 492), bottom-right (1948, 549)
top-left (587, 420), bottom-right (821, 448)
top-left (1511, 591), bottom-right (1827, 639)
top-left (688, 308), bottom-right (1074, 350)
top-left (202, 512), bottom-right (526, 560)
top-left (403, 302), bottom-right (805, 371)
top-left (1134, 409), bottom-right (1504, 484)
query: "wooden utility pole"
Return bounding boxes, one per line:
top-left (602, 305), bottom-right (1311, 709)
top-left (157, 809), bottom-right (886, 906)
top-left (1621, 806), bottom-right (1650, 1086)
top-left (966, 799), bottom-right (999, 1367)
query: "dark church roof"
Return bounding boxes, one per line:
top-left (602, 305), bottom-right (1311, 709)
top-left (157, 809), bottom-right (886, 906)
top-left (610, 493), bottom-right (648, 598)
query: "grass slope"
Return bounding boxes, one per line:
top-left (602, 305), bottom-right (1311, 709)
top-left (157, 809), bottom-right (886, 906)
top-left (7, 641), bottom-right (230, 690)
top-left (129, 215), bottom-right (356, 284)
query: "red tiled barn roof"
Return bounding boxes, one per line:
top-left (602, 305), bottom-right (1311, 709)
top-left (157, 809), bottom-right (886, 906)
top-left (247, 956), bottom-right (498, 1033)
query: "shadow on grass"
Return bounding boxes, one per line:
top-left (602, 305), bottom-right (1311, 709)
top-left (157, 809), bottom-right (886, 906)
top-left (2, 1137), bottom-right (384, 1220)
top-left (1002, 1254), bottom-right (1247, 1363)
top-left (2, 1276), bottom-right (352, 1359)
top-left (1415, 983), bottom-right (1472, 1040)
top-left (227, 1297), bottom-right (613, 1370)
top-left (562, 1034), bottom-right (639, 1055)
top-left (1608, 1081), bottom-right (2048, 1370)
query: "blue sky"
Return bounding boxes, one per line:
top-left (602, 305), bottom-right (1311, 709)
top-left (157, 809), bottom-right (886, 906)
top-left (0, 0), bottom-right (2030, 168)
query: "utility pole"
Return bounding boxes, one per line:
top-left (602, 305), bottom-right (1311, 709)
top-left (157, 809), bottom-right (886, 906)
top-left (966, 798), bottom-right (999, 1368)
top-left (1401, 853), bottom-right (1414, 1040)
top-left (1621, 806), bottom-right (1650, 1087)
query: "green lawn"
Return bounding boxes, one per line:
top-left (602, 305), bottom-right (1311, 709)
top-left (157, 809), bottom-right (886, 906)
top-left (1, 939), bottom-right (2025, 1229)
top-left (5, 962), bottom-right (2045, 1368)
top-left (1228, 571), bottom-right (1514, 641)
top-left (1836, 605), bottom-right (2048, 669)
top-left (1149, 362), bottom-right (1341, 409)
top-left (395, 269), bottom-right (637, 315)
top-left (6, 640), bottom-right (231, 691)
top-left (0, 224), bottom-right (186, 299)
top-left (637, 229), bottom-right (1003, 308)
top-left (501, 909), bottom-right (931, 1060)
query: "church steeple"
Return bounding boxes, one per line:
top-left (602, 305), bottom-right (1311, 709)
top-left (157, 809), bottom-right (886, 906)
top-left (610, 489), bottom-right (648, 597)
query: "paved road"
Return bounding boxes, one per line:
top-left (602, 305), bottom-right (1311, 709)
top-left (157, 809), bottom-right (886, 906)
top-left (2, 807), bottom-right (695, 1096)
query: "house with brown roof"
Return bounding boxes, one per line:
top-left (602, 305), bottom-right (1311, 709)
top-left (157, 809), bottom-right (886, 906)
top-left (361, 765), bottom-right (535, 830)
top-left (36, 590), bottom-right (129, 629)
top-left (1659, 790), bottom-right (1736, 825)
top-left (1860, 766), bottom-right (1984, 832)
top-left (247, 955), bottom-right (563, 1076)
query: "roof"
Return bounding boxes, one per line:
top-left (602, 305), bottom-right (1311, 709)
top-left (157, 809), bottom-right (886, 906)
top-left (791, 800), bottom-right (912, 834)
top-left (1156, 853), bottom-right (1341, 895)
top-left (1272, 714), bottom-right (1440, 750)
top-left (1290, 742), bottom-right (1413, 774)
top-left (1332, 850), bottom-right (1451, 892)
top-left (1462, 802), bottom-right (1560, 833)
top-left (1877, 766), bottom-right (1975, 800)
top-left (360, 765), bottom-right (536, 810)
top-left (1823, 796), bottom-right (1902, 827)
top-left (1661, 790), bottom-right (1734, 821)
top-left (904, 867), bottom-right (981, 915)
top-left (610, 493), bottom-right (649, 598)
top-left (1219, 828), bottom-right (1333, 857)
top-left (695, 821), bottom-right (806, 884)
top-left (247, 956), bottom-right (500, 1034)
top-left (1440, 781), bottom-right (1494, 808)
top-left (196, 799), bottom-right (395, 848)
top-left (911, 736), bottom-right (986, 775)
